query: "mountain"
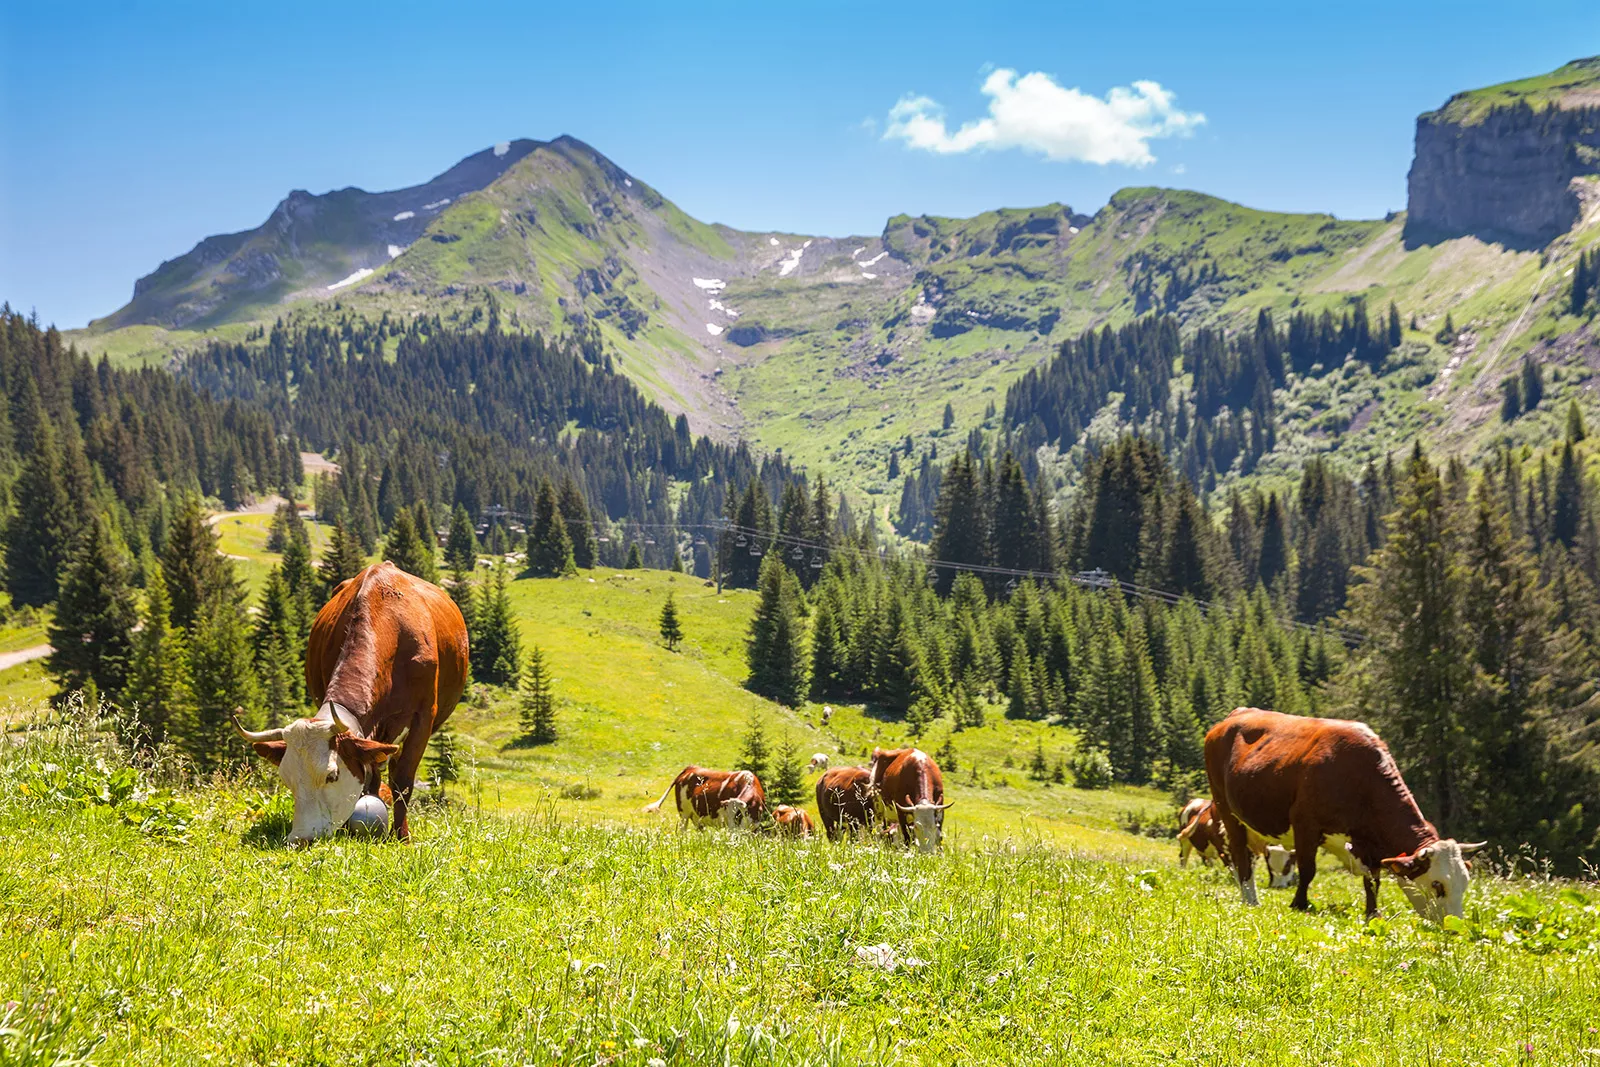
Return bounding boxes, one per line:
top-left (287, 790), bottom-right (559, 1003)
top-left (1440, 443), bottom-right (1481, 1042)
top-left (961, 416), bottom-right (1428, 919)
top-left (73, 58), bottom-right (1600, 517)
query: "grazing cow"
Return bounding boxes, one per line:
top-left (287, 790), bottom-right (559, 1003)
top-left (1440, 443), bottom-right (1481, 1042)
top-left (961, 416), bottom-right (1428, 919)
top-left (643, 767), bottom-right (766, 831)
top-left (772, 804), bottom-right (815, 837)
top-left (868, 747), bottom-right (950, 853)
top-left (233, 562), bottom-right (468, 846)
top-left (1205, 708), bottom-right (1486, 921)
top-left (807, 753), bottom-right (830, 773)
top-left (821, 705), bottom-right (833, 726)
top-left (815, 765), bottom-right (877, 840)
top-left (1177, 798), bottom-right (1297, 887)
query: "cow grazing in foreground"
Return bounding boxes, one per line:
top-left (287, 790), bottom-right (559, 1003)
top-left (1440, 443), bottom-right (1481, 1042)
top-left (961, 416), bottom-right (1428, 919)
top-left (869, 747), bottom-right (950, 853)
top-left (772, 805), bottom-right (815, 837)
top-left (815, 765), bottom-right (877, 840)
top-left (1205, 708), bottom-right (1486, 922)
top-left (643, 767), bottom-right (766, 831)
top-left (233, 562), bottom-right (469, 846)
top-left (1177, 798), bottom-right (1297, 888)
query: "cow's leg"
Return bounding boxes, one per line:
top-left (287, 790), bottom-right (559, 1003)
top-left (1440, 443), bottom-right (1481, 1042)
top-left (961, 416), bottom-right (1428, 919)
top-left (1290, 825), bottom-right (1318, 911)
top-left (1217, 806), bottom-right (1258, 906)
top-left (1363, 873), bottom-right (1381, 919)
top-left (388, 704), bottom-right (435, 842)
top-left (1178, 833), bottom-right (1192, 869)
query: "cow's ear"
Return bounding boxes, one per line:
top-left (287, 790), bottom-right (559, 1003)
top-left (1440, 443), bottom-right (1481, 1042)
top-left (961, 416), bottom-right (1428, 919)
top-left (252, 741), bottom-right (287, 766)
top-left (336, 736), bottom-right (400, 776)
top-left (1381, 850), bottom-right (1432, 880)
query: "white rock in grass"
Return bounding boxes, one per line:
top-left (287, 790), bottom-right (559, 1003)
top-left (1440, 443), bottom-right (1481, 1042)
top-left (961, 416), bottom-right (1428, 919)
top-left (345, 795), bottom-right (388, 837)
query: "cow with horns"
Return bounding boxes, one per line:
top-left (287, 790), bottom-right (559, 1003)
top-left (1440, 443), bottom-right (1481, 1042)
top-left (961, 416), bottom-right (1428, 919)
top-left (868, 747), bottom-right (951, 853)
top-left (233, 562), bottom-right (469, 846)
top-left (1205, 708), bottom-right (1486, 922)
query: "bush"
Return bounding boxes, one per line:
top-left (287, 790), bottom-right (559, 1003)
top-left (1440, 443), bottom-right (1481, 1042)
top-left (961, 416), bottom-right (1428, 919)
top-left (560, 782), bottom-right (601, 800)
top-left (1069, 747), bottom-right (1114, 790)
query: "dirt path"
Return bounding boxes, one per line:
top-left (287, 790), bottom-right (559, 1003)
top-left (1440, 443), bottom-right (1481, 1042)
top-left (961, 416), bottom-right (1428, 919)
top-left (206, 495), bottom-right (286, 527)
top-left (0, 644), bottom-right (51, 671)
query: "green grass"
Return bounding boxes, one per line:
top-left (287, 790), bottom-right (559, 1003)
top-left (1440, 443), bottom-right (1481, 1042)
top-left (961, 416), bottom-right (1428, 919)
top-left (211, 512), bottom-right (333, 599)
top-left (1434, 55), bottom-right (1600, 125)
top-left (2, 715), bottom-right (1597, 1066)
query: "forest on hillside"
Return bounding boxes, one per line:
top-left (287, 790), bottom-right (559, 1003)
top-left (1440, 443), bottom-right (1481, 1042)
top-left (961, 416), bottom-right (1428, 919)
top-left (3, 299), bottom-right (1598, 866)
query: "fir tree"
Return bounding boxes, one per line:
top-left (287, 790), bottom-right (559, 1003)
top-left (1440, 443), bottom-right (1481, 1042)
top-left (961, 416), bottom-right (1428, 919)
top-left (519, 644), bottom-right (557, 743)
top-left (382, 507), bottom-right (436, 582)
top-left (527, 478), bottom-right (576, 577)
top-left (1029, 738), bottom-right (1049, 780)
top-left (319, 515), bottom-right (366, 596)
top-left (1552, 440), bottom-right (1583, 548)
top-left (659, 592), bottom-right (683, 651)
top-left (448, 565), bottom-right (477, 648)
top-left (556, 476), bottom-right (597, 569)
top-left (430, 722), bottom-right (462, 797)
top-left (935, 734), bottom-right (958, 774)
top-left (1501, 375), bottom-right (1523, 422)
top-left (279, 533), bottom-right (318, 641)
top-left (253, 567), bottom-right (307, 725)
top-left (445, 503), bottom-right (479, 573)
top-left (3, 416), bottom-right (77, 607)
top-left (746, 554), bottom-right (808, 705)
top-left (162, 496), bottom-right (239, 631)
top-left (769, 734), bottom-right (806, 806)
top-left (1566, 399), bottom-right (1588, 444)
top-left (1521, 357), bottom-right (1545, 411)
top-left (472, 565), bottom-right (522, 686)
top-left (942, 402), bottom-right (956, 431)
top-left (47, 514), bottom-right (138, 698)
top-left (625, 542), bottom-right (644, 569)
top-left (123, 567), bottom-right (193, 746)
top-left (737, 708), bottom-right (771, 783)
top-left (179, 593), bottom-right (261, 773)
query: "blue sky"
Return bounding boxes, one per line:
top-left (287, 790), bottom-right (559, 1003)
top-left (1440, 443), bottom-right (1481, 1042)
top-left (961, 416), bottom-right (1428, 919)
top-left (3, 0), bottom-right (1597, 329)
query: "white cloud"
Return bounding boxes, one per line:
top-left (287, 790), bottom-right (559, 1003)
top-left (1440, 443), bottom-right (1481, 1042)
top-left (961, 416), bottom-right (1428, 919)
top-left (884, 68), bottom-right (1204, 167)
top-left (1172, 163), bottom-right (1187, 175)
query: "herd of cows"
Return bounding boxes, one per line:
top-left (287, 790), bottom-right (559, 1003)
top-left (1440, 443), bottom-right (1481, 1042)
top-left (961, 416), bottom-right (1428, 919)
top-left (232, 562), bottom-right (1487, 926)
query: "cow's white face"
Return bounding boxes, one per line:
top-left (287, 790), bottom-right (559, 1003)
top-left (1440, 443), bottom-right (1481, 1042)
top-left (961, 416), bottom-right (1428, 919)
top-left (900, 801), bottom-right (946, 853)
top-left (1386, 840), bottom-right (1482, 923)
top-left (720, 797), bottom-right (755, 833)
top-left (274, 718), bottom-right (365, 846)
top-left (1265, 846), bottom-right (1298, 888)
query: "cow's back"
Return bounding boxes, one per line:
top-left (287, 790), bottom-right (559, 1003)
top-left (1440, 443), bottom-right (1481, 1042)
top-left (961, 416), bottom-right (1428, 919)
top-left (307, 563), bottom-right (469, 731)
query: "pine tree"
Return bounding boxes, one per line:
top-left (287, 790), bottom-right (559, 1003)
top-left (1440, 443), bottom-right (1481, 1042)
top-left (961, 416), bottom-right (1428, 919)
top-left (942, 402), bottom-right (956, 431)
top-left (47, 514), bottom-right (138, 698)
top-left (1029, 738), bottom-right (1049, 780)
top-left (556, 476), bottom-right (597, 569)
top-left (746, 554), bottom-right (808, 705)
top-left (519, 644), bottom-right (557, 743)
top-left (659, 592), bottom-right (683, 651)
top-left (319, 515), bottom-right (366, 596)
top-left (3, 415), bottom-right (77, 607)
top-left (445, 504), bottom-right (479, 573)
top-left (527, 478), bottom-right (576, 577)
top-left (279, 533), bottom-right (318, 641)
top-left (448, 565), bottom-right (477, 651)
top-left (1501, 375), bottom-right (1523, 422)
top-left (266, 499), bottom-right (306, 552)
top-left (162, 496), bottom-right (238, 631)
top-left (769, 734), bottom-right (806, 806)
top-left (809, 592), bottom-right (842, 699)
top-left (935, 734), bottom-right (958, 773)
top-left (123, 567), bottom-right (193, 746)
top-left (737, 708), bottom-right (771, 782)
top-left (1521, 357), bottom-right (1545, 411)
top-left (381, 507), bottom-right (436, 583)
top-left (1387, 301), bottom-right (1403, 349)
top-left (179, 593), bottom-right (261, 773)
top-left (1572, 250), bottom-right (1592, 316)
top-left (253, 567), bottom-right (307, 725)
top-left (1566, 399), bottom-right (1588, 444)
top-left (625, 542), bottom-right (644, 569)
top-left (430, 722), bottom-right (462, 796)
top-left (472, 565), bottom-right (522, 686)
top-left (1552, 440), bottom-right (1583, 548)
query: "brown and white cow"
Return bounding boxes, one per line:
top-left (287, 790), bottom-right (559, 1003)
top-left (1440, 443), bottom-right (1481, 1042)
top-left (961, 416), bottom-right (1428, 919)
top-left (815, 765), bottom-right (878, 840)
top-left (772, 805), bottom-right (816, 838)
top-left (807, 753), bottom-right (830, 773)
top-left (869, 747), bottom-right (950, 853)
top-left (1177, 798), bottom-right (1297, 887)
top-left (643, 767), bottom-right (766, 832)
top-left (1205, 708), bottom-right (1486, 922)
top-left (233, 562), bottom-right (468, 846)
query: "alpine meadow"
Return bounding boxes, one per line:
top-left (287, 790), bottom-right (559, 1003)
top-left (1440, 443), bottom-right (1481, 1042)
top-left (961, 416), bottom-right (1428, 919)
top-left (5, 20), bottom-right (1600, 1066)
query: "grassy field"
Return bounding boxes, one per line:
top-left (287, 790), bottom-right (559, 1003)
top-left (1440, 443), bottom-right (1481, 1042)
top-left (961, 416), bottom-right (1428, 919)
top-left (2, 715), bottom-right (1597, 1066)
top-left (212, 511), bottom-right (334, 599)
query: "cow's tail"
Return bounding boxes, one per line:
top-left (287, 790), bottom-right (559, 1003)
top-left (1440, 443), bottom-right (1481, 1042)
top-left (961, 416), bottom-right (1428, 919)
top-left (643, 768), bottom-right (693, 814)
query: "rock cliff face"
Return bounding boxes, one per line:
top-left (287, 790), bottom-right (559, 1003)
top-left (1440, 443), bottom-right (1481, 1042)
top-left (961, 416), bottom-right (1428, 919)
top-left (1406, 100), bottom-right (1600, 248)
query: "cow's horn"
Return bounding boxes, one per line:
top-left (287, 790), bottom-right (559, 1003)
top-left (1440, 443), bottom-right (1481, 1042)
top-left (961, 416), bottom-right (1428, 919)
top-left (231, 708), bottom-right (283, 743)
top-left (937, 801), bottom-right (954, 811)
top-left (1458, 841), bottom-right (1487, 855)
top-left (323, 705), bottom-right (350, 735)
top-left (896, 802), bottom-right (916, 814)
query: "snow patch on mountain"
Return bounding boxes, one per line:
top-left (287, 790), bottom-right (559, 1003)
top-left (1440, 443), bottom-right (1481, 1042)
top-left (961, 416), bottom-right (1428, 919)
top-left (393, 211), bottom-right (415, 221)
top-left (494, 141), bottom-right (510, 157)
top-left (388, 244), bottom-right (405, 259)
top-left (693, 278), bottom-right (726, 292)
top-left (705, 323), bottom-right (724, 336)
top-left (327, 268), bottom-right (374, 291)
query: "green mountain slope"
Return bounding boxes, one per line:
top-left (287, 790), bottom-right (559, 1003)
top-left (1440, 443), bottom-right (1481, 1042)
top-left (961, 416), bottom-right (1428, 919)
top-left (70, 58), bottom-right (1600, 517)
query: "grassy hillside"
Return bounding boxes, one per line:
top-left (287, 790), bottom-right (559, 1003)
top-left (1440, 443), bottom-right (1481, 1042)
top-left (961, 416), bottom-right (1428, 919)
top-left (4, 701), bottom-right (1598, 1065)
top-left (1434, 55), bottom-right (1600, 124)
